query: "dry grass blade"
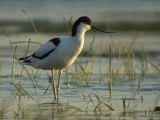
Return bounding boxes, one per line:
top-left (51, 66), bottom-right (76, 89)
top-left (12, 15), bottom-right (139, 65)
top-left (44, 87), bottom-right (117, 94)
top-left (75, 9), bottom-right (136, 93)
top-left (11, 41), bottom-right (42, 45)
top-left (0, 59), bottom-right (2, 81)
top-left (94, 93), bottom-right (114, 111)
top-left (62, 15), bottom-right (73, 35)
top-left (150, 61), bottom-right (160, 73)
top-left (12, 83), bottom-right (37, 102)
top-left (22, 10), bottom-right (40, 43)
top-left (2, 21), bottom-right (39, 102)
top-left (1, 21), bottom-right (13, 48)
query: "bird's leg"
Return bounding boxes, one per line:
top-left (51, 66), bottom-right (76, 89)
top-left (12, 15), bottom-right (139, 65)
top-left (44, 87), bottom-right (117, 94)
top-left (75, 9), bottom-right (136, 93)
top-left (56, 70), bottom-right (62, 101)
top-left (51, 70), bottom-right (57, 101)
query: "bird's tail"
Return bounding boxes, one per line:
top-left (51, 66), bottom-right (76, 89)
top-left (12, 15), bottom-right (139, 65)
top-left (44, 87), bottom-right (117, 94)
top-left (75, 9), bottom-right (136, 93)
top-left (19, 56), bottom-right (35, 67)
top-left (19, 56), bottom-right (31, 63)
top-left (19, 56), bottom-right (30, 61)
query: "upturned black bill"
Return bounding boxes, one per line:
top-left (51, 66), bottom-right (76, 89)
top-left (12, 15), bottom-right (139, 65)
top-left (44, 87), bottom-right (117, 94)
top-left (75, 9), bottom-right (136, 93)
top-left (91, 26), bottom-right (115, 33)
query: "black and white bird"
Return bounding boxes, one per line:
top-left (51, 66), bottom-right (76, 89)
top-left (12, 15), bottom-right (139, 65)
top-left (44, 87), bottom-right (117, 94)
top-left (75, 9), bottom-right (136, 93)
top-left (19, 16), bottom-right (114, 101)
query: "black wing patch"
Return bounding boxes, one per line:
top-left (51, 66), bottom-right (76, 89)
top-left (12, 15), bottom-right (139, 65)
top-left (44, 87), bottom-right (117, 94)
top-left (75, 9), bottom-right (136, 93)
top-left (32, 48), bottom-right (56, 60)
top-left (50, 38), bottom-right (60, 46)
top-left (19, 56), bottom-right (30, 60)
top-left (19, 56), bottom-right (31, 63)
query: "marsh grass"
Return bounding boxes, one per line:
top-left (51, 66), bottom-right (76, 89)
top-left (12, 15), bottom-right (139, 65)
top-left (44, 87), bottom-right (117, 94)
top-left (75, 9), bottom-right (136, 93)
top-left (0, 59), bottom-right (2, 83)
top-left (73, 38), bottom-right (96, 85)
top-left (0, 13), bottom-right (159, 119)
top-left (22, 10), bottom-right (40, 43)
top-left (0, 95), bottom-right (18, 119)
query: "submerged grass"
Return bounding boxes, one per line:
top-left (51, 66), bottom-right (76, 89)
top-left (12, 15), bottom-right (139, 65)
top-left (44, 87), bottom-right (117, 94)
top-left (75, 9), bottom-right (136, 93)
top-left (0, 13), bottom-right (160, 119)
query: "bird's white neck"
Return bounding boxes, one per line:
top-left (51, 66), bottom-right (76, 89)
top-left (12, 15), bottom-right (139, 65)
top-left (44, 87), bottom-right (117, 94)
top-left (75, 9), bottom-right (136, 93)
top-left (70, 24), bottom-right (88, 56)
top-left (73, 23), bottom-right (88, 43)
top-left (75, 26), bottom-right (86, 40)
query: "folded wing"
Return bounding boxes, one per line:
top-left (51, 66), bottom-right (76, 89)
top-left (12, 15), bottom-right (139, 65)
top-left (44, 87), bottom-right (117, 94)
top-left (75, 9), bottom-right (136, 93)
top-left (19, 38), bottom-right (60, 64)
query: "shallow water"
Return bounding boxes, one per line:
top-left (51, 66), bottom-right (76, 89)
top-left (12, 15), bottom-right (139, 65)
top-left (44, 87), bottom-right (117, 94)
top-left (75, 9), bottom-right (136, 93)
top-left (0, 31), bottom-right (160, 119)
top-left (0, 56), bottom-right (159, 119)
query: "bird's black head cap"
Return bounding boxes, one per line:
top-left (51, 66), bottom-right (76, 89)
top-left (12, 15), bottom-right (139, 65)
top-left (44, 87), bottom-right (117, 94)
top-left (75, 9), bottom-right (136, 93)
top-left (72, 16), bottom-right (91, 36)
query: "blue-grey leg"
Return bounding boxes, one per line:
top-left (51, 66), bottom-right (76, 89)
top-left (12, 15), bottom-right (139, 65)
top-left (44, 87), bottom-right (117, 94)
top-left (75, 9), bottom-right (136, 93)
top-left (51, 70), bottom-right (57, 101)
top-left (56, 70), bottom-right (62, 101)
